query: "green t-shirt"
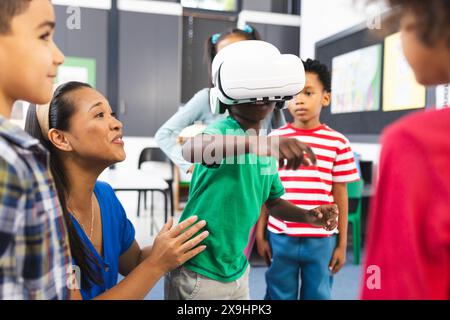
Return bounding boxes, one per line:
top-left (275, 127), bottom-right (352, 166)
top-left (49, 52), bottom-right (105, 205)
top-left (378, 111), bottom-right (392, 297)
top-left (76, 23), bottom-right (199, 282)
top-left (180, 116), bottom-right (285, 282)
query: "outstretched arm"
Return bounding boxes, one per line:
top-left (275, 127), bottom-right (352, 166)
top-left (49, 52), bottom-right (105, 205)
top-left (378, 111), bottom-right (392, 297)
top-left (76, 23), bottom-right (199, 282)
top-left (182, 135), bottom-right (317, 170)
top-left (265, 198), bottom-right (338, 231)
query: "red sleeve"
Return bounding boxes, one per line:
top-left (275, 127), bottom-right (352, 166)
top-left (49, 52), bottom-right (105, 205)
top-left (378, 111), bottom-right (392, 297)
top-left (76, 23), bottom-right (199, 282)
top-left (360, 125), bottom-right (450, 299)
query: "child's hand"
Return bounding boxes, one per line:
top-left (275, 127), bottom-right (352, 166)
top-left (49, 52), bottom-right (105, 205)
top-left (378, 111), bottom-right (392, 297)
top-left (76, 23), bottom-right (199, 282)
top-left (187, 165), bottom-right (195, 174)
top-left (255, 237), bottom-right (272, 266)
top-left (329, 245), bottom-right (346, 274)
top-left (250, 136), bottom-right (317, 170)
top-left (307, 204), bottom-right (338, 231)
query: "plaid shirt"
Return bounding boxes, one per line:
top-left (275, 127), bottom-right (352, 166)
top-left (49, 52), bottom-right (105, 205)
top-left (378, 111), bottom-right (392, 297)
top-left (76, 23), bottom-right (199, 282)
top-left (0, 116), bottom-right (71, 300)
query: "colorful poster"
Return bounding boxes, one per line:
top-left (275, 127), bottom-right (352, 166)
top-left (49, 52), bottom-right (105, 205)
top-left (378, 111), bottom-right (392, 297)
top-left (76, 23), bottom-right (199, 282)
top-left (383, 32), bottom-right (426, 111)
top-left (56, 56), bottom-right (96, 88)
top-left (331, 44), bottom-right (382, 114)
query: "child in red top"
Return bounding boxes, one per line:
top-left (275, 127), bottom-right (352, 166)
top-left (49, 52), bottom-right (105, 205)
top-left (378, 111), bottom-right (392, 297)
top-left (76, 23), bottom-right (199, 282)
top-left (361, 0), bottom-right (450, 300)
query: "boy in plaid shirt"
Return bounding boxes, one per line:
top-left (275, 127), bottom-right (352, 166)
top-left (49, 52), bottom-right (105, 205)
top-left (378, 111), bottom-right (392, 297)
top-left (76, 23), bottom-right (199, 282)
top-left (0, 0), bottom-right (71, 299)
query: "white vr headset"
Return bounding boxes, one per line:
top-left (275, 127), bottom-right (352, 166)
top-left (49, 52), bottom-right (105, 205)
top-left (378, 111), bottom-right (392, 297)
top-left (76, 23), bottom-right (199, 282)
top-left (210, 40), bottom-right (306, 114)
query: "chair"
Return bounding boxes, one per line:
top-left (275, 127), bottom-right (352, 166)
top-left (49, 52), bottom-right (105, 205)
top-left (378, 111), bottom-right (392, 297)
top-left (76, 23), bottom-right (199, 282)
top-left (173, 164), bottom-right (192, 212)
top-left (137, 147), bottom-right (174, 234)
top-left (347, 179), bottom-right (364, 265)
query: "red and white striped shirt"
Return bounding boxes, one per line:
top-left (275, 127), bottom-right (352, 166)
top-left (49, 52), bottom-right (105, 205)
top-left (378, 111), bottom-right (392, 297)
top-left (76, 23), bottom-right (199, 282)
top-left (268, 123), bottom-right (360, 237)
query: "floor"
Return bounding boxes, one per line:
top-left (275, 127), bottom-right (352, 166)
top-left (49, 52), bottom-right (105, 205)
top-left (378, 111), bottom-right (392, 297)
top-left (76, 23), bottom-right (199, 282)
top-left (115, 190), bottom-right (363, 300)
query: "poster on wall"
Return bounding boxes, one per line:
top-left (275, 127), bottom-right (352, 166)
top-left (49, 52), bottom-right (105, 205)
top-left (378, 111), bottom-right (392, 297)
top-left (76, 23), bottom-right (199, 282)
top-left (383, 32), bottom-right (426, 111)
top-left (436, 84), bottom-right (449, 109)
top-left (331, 44), bottom-right (382, 114)
top-left (56, 56), bottom-right (96, 88)
top-left (181, 0), bottom-right (237, 11)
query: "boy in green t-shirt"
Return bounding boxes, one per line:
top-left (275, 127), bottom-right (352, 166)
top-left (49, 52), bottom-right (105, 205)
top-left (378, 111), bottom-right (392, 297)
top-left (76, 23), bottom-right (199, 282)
top-left (165, 41), bottom-right (338, 300)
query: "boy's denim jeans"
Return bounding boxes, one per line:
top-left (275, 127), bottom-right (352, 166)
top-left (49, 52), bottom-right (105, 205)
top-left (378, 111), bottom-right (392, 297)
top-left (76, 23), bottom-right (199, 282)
top-left (265, 232), bottom-right (337, 300)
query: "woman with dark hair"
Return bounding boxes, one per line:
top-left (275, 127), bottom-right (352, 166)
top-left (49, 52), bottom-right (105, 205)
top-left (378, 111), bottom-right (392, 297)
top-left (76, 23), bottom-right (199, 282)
top-left (25, 82), bottom-right (209, 300)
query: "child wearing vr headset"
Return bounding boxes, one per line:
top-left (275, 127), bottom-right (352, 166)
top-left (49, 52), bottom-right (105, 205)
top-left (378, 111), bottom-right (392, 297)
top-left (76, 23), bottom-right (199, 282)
top-left (156, 26), bottom-right (285, 262)
top-left (164, 41), bottom-right (339, 300)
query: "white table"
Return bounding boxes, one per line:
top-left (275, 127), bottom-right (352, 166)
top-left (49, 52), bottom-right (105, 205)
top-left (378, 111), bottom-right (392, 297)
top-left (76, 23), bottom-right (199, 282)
top-left (99, 168), bottom-right (171, 235)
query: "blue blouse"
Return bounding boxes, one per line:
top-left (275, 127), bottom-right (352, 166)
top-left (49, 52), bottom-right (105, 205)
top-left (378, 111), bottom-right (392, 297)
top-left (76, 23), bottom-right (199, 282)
top-left (71, 181), bottom-right (135, 300)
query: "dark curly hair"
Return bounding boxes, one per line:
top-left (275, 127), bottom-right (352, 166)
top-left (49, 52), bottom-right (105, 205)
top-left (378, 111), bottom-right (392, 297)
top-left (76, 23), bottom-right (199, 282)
top-left (302, 59), bottom-right (332, 93)
top-left (377, 0), bottom-right (450, 48)
top-left (0, 0), bottom-right (31, 34)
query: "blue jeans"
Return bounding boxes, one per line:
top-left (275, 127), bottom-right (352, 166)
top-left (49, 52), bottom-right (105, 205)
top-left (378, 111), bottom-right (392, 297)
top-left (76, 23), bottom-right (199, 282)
top-left (265, 232), bottom-right (337, 300)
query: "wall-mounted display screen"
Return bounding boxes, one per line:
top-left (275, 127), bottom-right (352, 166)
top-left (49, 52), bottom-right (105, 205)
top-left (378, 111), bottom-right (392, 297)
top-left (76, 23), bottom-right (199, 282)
top-left (331, 44), bottom-right (382, 114)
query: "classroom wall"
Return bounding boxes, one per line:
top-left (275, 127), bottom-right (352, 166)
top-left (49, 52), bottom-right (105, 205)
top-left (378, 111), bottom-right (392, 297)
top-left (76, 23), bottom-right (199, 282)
top-left (243, 0), bottom-right (301, 14)
top-left (117, 6), bottom-right (182, 137)
top-left (53, 5), bottom-right (109, 97)
top-left (300, 0), bottom-right (387, 59)
top-left (242, 0), bottom-right (272, 11)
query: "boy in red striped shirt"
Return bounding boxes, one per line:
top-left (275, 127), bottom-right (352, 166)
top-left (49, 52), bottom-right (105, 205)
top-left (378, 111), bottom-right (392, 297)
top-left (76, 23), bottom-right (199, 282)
top-left (256, 59), bottom-right (360, 300)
